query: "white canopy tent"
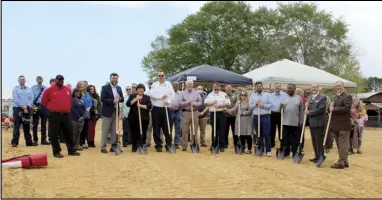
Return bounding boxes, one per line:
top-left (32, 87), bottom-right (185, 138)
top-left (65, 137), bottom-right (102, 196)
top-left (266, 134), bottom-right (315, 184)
top-left (242, 59), bottom-right (357, 89)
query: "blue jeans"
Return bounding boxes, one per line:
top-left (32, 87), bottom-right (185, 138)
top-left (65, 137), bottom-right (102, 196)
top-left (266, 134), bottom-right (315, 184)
top-left (169, 110), bottom-right (182, 145)
top-left (253, 115), bottom-right (272, 152)
top-left (12, 107), bottom-right (33, 145)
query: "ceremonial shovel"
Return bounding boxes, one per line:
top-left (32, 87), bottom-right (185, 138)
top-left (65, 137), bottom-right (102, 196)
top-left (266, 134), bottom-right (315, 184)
top-left (255, 108), bottom-right (263, 157)
top-left (113, 102), bottom-right (122, 155)
top-left (316, 109), bottom-right (332, 167)
top-left (137, 99), bottom-right (147, 154)
top-left (165, 101), bottom-right (176, 154)
top-left (235, 103), bottom-right (244, 155)
top-left (293, 113), bottom-right (307, 163)
top-left (190, 105), bottom-right (200, 153)
top-left (211, 108), bottom-right (219, 155)
top-left (276, 108), bottom-right (285, 159)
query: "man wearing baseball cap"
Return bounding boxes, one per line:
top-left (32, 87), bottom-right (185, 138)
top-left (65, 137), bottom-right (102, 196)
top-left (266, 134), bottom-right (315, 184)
top-left (41, 75), bottom-right (80, 158)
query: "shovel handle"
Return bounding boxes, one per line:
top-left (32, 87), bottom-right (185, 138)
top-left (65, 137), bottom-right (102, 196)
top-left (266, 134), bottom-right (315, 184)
top-left (280, 108), bottom-right (283, 140)
top-left (138, 101), bottom-right (143, 137)
top-left (323, 110), bottom-right (333, 146)
top-left (238, 103), bottom-right (241, 137)
top-left (164, 105), bottom-right (171, 141)
top-left (116, 102), bottom-right (119, 136)
top-left (257, 107), bottom-right (261, 138)
top-left (191, 105), bottom-right (196, 144)
top-left (299, 114), bottom-right (307, 143)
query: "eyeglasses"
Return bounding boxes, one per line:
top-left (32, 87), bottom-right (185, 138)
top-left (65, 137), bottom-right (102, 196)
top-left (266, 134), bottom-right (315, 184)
top-left (240, 94), bottom-right (247, 96)
top-left (158, 75), bottom-right (164, 77)
top-left (126, 89), bottom-right (131, 91)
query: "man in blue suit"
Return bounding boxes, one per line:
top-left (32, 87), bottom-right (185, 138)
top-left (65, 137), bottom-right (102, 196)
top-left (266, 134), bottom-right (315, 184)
top-left (100, 73), bottom-right (124, 153)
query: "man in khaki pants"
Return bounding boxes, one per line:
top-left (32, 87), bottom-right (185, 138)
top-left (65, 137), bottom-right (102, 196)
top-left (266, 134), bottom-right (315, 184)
top-left (178, 80), bottom-right (202, 151)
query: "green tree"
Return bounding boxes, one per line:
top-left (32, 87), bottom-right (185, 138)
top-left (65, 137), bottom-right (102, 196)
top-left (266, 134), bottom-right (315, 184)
top-left (366, 77), bottom-right (382, 92)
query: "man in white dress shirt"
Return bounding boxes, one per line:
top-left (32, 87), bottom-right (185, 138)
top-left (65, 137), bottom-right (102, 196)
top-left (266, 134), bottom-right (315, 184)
top-left (146, 71), bottom-right (176, 152)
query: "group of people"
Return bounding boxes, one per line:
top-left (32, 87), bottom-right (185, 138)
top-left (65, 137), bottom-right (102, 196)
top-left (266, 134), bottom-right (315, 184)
top-left (10, 71), bottom-right (368, 169)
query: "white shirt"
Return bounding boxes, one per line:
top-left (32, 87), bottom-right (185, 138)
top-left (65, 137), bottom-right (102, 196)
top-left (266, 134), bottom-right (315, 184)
top-left (147, 80), bottom-right (175, 108)
top-left (204, 91), bottom-right (231, 112)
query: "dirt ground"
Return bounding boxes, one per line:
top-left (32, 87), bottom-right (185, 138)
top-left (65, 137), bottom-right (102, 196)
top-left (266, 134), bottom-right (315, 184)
top-left (2, 122), bottom-right (382, 198)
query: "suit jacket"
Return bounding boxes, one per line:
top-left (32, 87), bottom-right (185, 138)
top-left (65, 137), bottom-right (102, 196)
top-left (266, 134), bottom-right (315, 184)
top-left (307, 93), bottom-right (327, 128)
top-left (100, 84), bottom-right (124, 118)
top-left (330, 91), bottom-right (353, 131)
top-left (126, 94), bottom-right (152, 121)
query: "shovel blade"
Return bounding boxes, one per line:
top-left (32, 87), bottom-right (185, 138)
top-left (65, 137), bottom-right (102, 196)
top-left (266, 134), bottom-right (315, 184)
top-left (112, 144), bottom-right (122, 156)
top-left (139, 144), bottom-right (147, 154)
top-left (235, 144), bottom-right (243, 155)
top-left (255, 146), bottom-right (263, 157)
top-left (169, 144), bottom-right (176, 154)
top-left (293, 153), bottom-right (304, 164)
top-left (191, 143), bottom-right (200, 153)
top-left (276, 148), bottom-right (282, 159)
top-left (316, 155), bottom-right (326, 167)
top-left (211, 146), bottom-right (219, 155)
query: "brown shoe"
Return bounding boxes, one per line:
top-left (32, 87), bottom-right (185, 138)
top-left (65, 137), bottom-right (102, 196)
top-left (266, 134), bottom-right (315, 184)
top-left (331, 162), bottom-right (345, 169)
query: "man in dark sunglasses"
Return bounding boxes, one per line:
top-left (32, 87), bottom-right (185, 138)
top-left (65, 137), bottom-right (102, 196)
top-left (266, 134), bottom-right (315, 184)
top-left (120, 86), bottom-right (133, 147)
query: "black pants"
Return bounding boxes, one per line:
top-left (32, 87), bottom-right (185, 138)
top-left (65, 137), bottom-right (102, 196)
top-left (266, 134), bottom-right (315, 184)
top-left (48, 112), bottom-right (75, 154)
top-left (282, 125), bottom-right (299, 156)
top-left (239, 135), bottom-right (252, 150)
top-left (79, 118), bottom-right (89, 145)
top-left (123, 117), bottom-right (132, 145)
top-left (210, 111), bottom-right (226, 148)
top-left (225, 116), bottom-right (237, 147)
top-left (270, 111), bottom-right (281, 147)
top-left (32, 105), bottom-right (48, 142)
top-left (11, 107), bottom-right (33, 145)
top-left (310, 127), bottom-right (325, 158)
top-left (151, 106), bottom-right (172, 149)
top-left (129, 118), bottom-right (149, 150)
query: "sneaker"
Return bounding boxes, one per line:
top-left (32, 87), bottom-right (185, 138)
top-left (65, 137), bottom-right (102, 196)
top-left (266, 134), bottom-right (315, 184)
top-left (82, 144), bottom-right (89, 149)
top-left (266, 152), bottom-right (272, 157)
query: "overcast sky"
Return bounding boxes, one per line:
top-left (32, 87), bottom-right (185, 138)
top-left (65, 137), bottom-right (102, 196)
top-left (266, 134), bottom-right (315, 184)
top-left (2, 1), bottom-right (381, 99)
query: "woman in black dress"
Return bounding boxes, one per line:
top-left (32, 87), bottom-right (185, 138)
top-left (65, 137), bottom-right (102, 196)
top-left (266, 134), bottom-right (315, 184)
top-left (126, 84), bottom-right (152, 152)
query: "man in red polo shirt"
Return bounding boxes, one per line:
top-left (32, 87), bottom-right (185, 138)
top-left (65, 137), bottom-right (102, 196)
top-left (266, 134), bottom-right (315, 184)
top-left (41, 75), bottom-right (80, 158)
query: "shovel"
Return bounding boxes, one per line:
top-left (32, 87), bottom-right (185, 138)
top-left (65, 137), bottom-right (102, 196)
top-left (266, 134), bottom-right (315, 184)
top-left (255, 108), bottom-right (263, 157)
top-left (276, 108), bottom-right (285, 159)
top-left (113, 103), bottom-right (122, 155)
top-left (235, 103), bottom-right (243, 155)
top-left (190, 106), bottom-right (200, 153)
top-left (316, 110), bottom-right (332, 167)
top-left (211, 108), bottom-right (219, 155)
top-left (137, 100), bottom-right (147, 154)
top-left (165, 104), bottom-right (176, 154)
top-left (293, 113), bottom-right (307, 163)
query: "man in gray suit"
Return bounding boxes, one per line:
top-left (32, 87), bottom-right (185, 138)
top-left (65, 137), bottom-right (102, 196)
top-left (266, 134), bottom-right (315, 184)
top-left (305, 84), bottom-right (328, 163)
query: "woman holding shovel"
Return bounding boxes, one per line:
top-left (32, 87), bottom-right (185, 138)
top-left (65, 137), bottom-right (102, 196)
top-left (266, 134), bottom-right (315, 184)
top-left (229, 91), bottom-right (254, 154)
top-left (126, 84), bottom-right (152, 152)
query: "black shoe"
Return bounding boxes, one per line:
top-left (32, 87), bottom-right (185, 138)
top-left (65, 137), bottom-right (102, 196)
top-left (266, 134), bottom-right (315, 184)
top-left (68, 152), bottom-right (80, 156)
top-left (201, 144), bottom-right (207, 147)
top-left (53, 153), bottom-right (64, 158)
top-left (101, 149), bottom-right (108, 153)
top-left (123, 144), bottom-right (128, 147)
top-left (156, 148), bottom-right (162, 152)
top-left (26, 141), bottom-right (38, 146)
top-left (88, 142), bottom-right (96, 148)
top-left (41, 140), bottom-right (50, 145)
top-left (110, 147), bottom-right (123, 153)
top-left (309, 158), bottom-right (319, 163)
top-left (12, 143), bottom-right (18, 148)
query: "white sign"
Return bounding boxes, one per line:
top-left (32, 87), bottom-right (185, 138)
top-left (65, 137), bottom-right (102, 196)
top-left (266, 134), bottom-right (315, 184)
top-left (187, 76), bottom-right (197, 81)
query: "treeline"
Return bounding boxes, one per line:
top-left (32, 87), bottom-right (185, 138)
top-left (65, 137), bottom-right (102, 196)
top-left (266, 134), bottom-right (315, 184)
top-left (141, 1), bottom-right (372, 92)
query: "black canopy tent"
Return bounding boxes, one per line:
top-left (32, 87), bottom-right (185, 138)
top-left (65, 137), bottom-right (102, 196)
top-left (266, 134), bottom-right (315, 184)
top-left (167, 64), bottom-right (253, 86)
